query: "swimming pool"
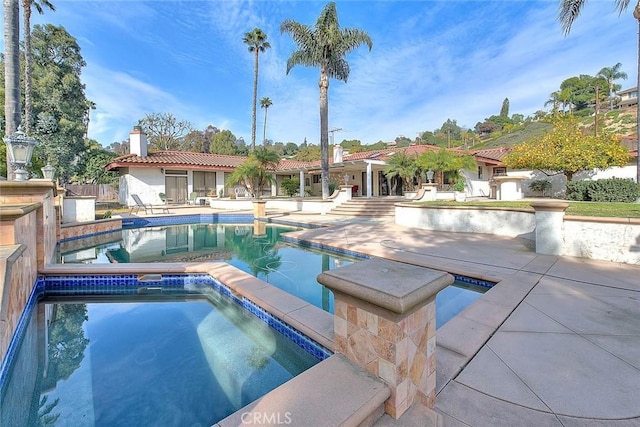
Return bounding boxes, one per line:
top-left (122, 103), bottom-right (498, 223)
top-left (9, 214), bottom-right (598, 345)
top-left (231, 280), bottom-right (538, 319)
top-left (0, 274), bottom-right (328, 426)
top-left (58, 220), bottom-right (493, 327)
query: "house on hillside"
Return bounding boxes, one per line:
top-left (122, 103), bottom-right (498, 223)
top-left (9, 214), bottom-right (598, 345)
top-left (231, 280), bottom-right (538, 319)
top-left (617, 87), bottom-right (637, 109)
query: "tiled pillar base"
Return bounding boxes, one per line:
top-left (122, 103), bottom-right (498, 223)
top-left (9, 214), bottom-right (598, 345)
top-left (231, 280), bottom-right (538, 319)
top-left (319, 258), bottom-right (453, 419)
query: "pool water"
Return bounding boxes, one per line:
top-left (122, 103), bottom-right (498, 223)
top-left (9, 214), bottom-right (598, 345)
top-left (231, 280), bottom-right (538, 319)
top-left (1, 295), bottom-right (318, 426)
top-left (58, 222), bottom-right (490, 327)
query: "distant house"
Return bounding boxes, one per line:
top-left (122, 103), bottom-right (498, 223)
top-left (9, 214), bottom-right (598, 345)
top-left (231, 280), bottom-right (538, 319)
top-left (105, 126), bottom-right (638, 206)
top-left (617, 87), bottom-right (637, 109)
top-left (106, 127), bottom-right (246, 205)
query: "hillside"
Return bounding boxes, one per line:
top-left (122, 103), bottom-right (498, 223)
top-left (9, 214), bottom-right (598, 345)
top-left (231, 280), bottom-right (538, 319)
top-left (472, 108), bottom-right (637, 151)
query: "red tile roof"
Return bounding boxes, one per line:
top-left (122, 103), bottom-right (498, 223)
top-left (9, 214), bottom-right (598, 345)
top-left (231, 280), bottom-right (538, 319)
top-left (106, 151), bottom-right (248, 171)
top-left (106, 144), bottom-right (506, 173)
top-left (471, 147), bottom-right (513, 164)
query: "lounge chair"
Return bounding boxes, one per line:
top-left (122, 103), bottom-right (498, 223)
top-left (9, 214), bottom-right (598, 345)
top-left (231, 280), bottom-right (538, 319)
top-left (130, 194), bottom-right (170, 215)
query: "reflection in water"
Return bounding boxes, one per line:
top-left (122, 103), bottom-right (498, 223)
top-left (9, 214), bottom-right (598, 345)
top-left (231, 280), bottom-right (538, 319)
top-left (37, 303), bottom-right (89, 426)
top-left (58, 224), bottom-right (355, 313)
top-left (3, 298), bottom-right (318, 426)
top-left (44, 304), bottom-right (89, 387)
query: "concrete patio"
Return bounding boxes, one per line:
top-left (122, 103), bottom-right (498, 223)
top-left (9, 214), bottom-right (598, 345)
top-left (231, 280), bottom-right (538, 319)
top-left (274, 212), bottom-right (640, 426)
top-left (118, 206), bottom-right (640, 426)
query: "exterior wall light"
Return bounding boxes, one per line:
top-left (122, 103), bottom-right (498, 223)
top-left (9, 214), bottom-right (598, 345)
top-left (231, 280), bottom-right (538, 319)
top-left (4, 126), bottom-right (37, 181)
top-left (41, 163), bottom-right (56, 181)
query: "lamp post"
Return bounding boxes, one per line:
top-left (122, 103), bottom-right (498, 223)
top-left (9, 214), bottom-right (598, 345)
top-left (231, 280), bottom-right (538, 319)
top-left (41, 163), bottom-right (56, 181)
top-left (4, 127), bottom-right (37, 181)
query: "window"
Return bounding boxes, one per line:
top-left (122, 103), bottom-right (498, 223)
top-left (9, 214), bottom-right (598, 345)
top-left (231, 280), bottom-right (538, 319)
top-left (312, 175), bottom-right (321, 184)
top-left (193, 171), bottom-right (217, 196)
top-left (477, 166), bottom-right (483, 180)
top-left (493, 167), bottom-right (506, 176)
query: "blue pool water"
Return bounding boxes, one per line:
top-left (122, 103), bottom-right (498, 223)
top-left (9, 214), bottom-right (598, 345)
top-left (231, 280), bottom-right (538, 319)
top-left (58, 221), bottom-right (492, 327)
top-left (0, 275), bottom-right (324, 426)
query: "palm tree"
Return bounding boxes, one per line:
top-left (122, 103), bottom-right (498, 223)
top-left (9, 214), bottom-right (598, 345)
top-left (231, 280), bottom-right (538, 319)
top-left (281, 2), bottom-right (372, 199)
top-left (383, 152), bottom-right (420, 195)
top-left (417, 148), bottom-right (476, 189)
top-left (4, 0), bottom-right (21, 179)
top-left (23, 0), bottom-right (56, 134)
top-left (260, 97), bottom-right (272, 146)
top-left (559, 0), bottom-right (640, 184)
top-left (597, 63), bottom-right (628, 111)
top-left (227, 147), bottom-right (280, 198)
top-left (545, 91), bottom-right (561, 113)
top-left (242, 28), bottom-right (270, 152)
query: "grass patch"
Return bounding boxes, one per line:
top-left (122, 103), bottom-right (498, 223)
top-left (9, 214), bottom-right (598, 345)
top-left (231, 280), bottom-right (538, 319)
top-left (95, 202), bottom-right (129, 220)
top-left (414, 200), bottom-right (640, 218)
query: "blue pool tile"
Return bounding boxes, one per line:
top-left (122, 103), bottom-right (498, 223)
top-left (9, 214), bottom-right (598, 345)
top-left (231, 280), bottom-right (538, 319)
top-left (20, 273), bottom-right (332, 367)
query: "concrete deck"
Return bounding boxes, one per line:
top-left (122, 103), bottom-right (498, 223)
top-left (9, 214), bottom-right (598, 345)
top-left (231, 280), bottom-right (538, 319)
top-left (116, 206), bottom-right (640, 426)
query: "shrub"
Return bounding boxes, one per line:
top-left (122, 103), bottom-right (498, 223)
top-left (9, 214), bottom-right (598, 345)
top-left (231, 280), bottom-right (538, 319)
top-left (566, 181), bottom-right (591, 201)
top-left (329, 182), bottom-right (338, 195)
top-left (281, 178), bottom-right (301, 197)
top-left (102, 210), bottom-right (112, 219)
top-left (567, 178), bottom-right (640, 202)
top-left (528, 179), bottom-right (552, 197)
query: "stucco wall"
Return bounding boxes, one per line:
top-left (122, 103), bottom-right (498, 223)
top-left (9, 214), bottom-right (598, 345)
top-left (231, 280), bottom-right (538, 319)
top-left (121, 168), bottom-right (165, 206)
top-left (523, 164), bottom-right (637, 198)
top-left (62, 196), bottom-right (96, 223)
top-left (563, 217), bottom-right (640, 264)
top-left (396, 204), bottom-right (640, 264)
top-left (395, 204), bottom-right (536, 240)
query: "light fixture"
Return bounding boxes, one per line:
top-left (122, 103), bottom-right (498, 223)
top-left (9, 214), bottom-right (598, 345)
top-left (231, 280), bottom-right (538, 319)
top-left (426, 169), bottom-right (434, 183)
top-left (41, 163), bottom-right (56, 181)
top-left (4, 126), bottom-right (37, 181)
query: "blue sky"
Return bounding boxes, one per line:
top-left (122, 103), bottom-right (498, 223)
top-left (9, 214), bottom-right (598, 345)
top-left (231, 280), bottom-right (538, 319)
top-left (10, 0), bottom-right (640, 147)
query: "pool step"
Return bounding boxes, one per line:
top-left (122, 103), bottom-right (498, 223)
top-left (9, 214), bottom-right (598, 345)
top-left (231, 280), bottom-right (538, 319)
top-left (215, 354), bottom-right (390, 427)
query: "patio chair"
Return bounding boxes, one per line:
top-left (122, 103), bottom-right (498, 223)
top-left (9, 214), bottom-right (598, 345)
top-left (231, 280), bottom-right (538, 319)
top-left (187, 192), bottom-right (198, 205)
top-left (130, 194), bottom-right (170, 215)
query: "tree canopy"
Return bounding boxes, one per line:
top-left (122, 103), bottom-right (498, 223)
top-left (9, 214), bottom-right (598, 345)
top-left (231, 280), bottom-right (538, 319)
top-left (280, 2), bottom-right (372, 199)
top-left (138, 112), bottom-right (194, 151)
top-left (226, 147), bottom-right (280, 198)
top-left (503, 117), bottom-right (631, 181)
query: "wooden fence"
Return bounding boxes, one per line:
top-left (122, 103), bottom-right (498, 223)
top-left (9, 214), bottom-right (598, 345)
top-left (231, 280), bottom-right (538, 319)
top-left (65, 184), bottom-right (118, 201)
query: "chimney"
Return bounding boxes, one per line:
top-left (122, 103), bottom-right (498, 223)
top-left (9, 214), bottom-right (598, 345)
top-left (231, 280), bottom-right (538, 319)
top-left (129, 125), bottom-right (148, 157)
top-left (333, 144), bottom-right (343, 163)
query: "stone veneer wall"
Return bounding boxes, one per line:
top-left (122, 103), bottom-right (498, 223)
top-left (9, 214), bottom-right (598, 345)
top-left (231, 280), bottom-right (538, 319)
top-left (59, 218), bottom-right (122, 242)
top-left (0, 182), bottom-right (57, 268)
top-left (334, 297), bottom-right (436, 417)
top-left (0, 212), bottom-right (38, 359)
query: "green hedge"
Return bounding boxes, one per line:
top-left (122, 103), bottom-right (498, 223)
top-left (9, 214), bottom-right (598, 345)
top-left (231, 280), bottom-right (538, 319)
top-left (566, 178), bottom-right (640, 202)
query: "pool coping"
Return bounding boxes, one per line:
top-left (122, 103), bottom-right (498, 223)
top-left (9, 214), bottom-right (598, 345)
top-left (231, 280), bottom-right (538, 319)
top-left (40, 262), bottom-right (337, 353)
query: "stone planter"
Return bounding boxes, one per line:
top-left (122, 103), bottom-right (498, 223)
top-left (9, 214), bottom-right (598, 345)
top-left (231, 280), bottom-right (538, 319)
top-left (454, 192), bottom-right (466, 202)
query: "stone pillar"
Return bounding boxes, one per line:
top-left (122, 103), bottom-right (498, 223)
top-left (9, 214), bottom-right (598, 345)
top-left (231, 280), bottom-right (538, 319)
top-left (253, 219), bottom-right (266, 236)
top-left (252, 200), bottom-right (266, 218)
top-left (318, 259), bottom-right (453, 419)
top-left (531, 201), bottom-right (569, 256)
top-left (420, 183), bottom-right (438, 201)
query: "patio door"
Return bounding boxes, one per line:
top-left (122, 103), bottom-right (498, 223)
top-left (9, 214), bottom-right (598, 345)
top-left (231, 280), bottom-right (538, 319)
top-left (165, 175), bottom-right (187, 204)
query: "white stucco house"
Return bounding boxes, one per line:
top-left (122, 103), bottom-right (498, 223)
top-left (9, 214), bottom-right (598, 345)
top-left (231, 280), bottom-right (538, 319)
top-left (105, 127), bottom-right (638, 207)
